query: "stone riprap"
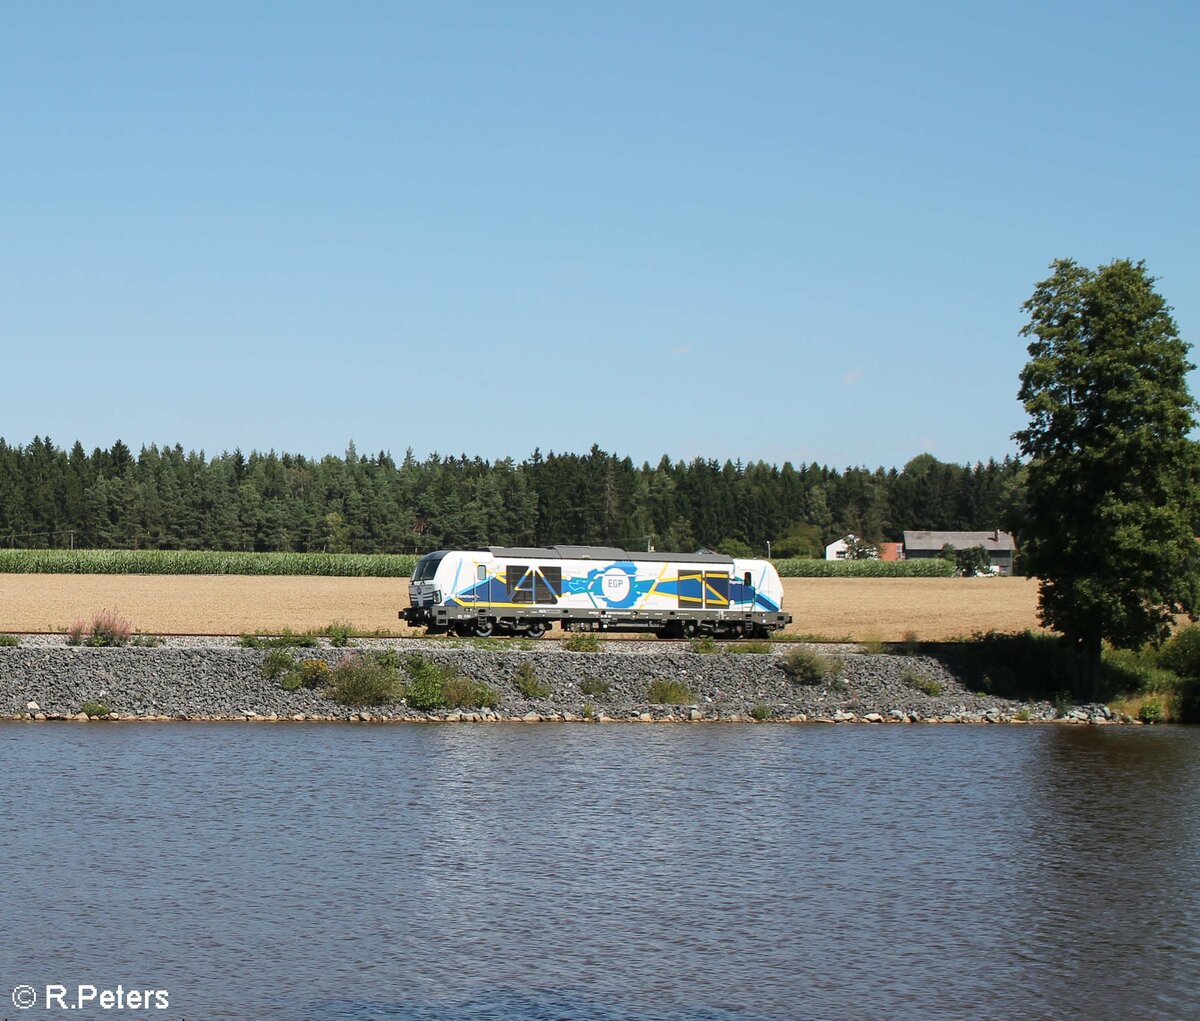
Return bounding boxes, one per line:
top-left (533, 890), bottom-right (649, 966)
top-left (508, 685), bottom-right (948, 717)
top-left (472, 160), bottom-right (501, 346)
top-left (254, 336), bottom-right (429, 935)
top-left (0, 637), bottom-right (1125, 724)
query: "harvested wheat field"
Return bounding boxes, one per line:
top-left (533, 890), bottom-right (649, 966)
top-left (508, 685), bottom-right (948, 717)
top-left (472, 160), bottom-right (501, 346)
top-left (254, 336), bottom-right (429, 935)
top-left (0, 574), bottom-right (1042, 641)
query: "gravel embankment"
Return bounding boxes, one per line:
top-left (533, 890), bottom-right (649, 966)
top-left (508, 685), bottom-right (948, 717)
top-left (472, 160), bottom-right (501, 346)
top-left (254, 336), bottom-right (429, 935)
top-left (0, 637), bottom-right (1125, 724)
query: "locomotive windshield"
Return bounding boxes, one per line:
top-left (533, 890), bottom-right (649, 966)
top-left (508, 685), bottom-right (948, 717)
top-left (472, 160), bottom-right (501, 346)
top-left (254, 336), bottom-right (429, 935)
top-left (412, 553), bottom-right (446, 582)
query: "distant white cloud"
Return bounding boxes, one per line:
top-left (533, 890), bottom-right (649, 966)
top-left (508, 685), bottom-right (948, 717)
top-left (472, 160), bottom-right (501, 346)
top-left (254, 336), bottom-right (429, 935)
top-left (671, 344), bottom-right (693, 357)
top-left (842, 367), bottom-right (863, 387)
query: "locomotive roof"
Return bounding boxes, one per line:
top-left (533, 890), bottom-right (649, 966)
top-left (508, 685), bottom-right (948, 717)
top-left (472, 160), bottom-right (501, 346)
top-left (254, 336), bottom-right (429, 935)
top-left (481, 545), bottom-right (734, 565)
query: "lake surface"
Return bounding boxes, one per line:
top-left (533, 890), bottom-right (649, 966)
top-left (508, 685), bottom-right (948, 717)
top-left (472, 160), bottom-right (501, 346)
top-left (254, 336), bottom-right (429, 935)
top-left (0, 723), bottom-right (1196, 1021)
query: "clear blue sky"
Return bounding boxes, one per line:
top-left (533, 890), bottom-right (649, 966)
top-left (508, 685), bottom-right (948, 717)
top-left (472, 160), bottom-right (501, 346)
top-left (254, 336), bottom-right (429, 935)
top-left (2, 2), bottom-right (1197, 469)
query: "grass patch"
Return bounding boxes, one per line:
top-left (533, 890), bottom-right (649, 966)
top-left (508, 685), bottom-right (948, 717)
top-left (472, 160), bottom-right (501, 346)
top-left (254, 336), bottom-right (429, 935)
top-left (749, 702), bottom-right (772, 720)
top-left (0, 634), bottom-right (19, 647)
top-left (689, 636), bottom-right (718, 654)
top-left (726, 640), bottom-right (773, 655)
top-left (563, 632), bottom-right (600, 652)
top-left (130, 634), bottom-right (164, 647)
top-left (513, 660), bottom-right (551, 699)
top-left (579, 676), bottom-right (610, 698)
top-left (900, 630), bottom-right (920, 655)
top-left (66, 608), bottom-right (132, 647)
top-left (859, 633), bottom-right (886, 655)
top-left (780, 646), bottom-right (840, 685)
top-left (239, 630), bottom-right (319, 650)
top-left (646, 678), bottom-right (695, 705)
top-left (80, 700), bottom-right (112, 718)
top-left (581, 702), bottom-right (595, 720)
top-left (902, 668), bottom-right (943, 697)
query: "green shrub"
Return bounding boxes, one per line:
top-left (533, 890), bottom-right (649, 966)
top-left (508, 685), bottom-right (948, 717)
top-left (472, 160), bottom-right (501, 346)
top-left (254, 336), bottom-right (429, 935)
top-left (81, 700), bottom-right (112, 718)
top-left (66, 621), bottom-right (85, 646)
top-left (325, 621), bottom-right (354, 648)
top-left (403, 655), bottom-right (449, 709)
top-left (581, 701), bottom-right (595, 720)
top-left (327, 653), bottom-right (405, 706)
top-left (902, 668), bottom-right (943, 697)
top-left (689, 636), bottom-right (718, 654)
top-left (647, 678), bottom-right (695, 705)
top-left (513, 660), bottom-right (551, 699)
top-left (726, 640), bottom-right (772, 654)
top-left (1158, 624), bottom-right (1200, 678)
top-left (1014, 706), bottom-right (1032, 722)
top-left (0, 634), bottom-right (19, 647)
top-left (1139, 699), bottom-right (1164, 724)
top-left (280, 673), bottom-right (304, 691)
top-left (749, 702), bottom-right (772, 720)
top-left (261, 648), bottom-right (298, 680)
top-left (401, 654), bottom-right (496, 710)
top-left (563, 632), bottom-right (600, 652)
top-left (780, 646), bottom-right (837, 685)
top-left (579, 676), bottom-right (610, 698)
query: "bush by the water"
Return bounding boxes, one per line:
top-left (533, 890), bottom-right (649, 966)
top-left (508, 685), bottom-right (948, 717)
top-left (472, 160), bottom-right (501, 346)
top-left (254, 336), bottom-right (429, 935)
top-left (749, 702), bottom-right (772, 720)
top-left (512, 660), bottom-right (551, 699)
top-left (403, 654), bottom-right (498, 710)
top-left (80, 700), bottom-right (112, 718)
top-left (579, 676), bottom-right (610, 698)
top-left (780, 646), bottom-right (840, 684)
top-left (949, 629), bottom-right (1199, 721)
top-left (646, 678), bottom-right (695, 705)
top-left (773, 558), bottom-right (955, 578)
top-left (326, 652), bottom-right (406, 706)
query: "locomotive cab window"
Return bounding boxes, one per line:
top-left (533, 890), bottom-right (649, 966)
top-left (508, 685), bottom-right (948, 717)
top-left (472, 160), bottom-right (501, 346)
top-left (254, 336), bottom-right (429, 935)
top-left (413, 554), bottom-right (445, 582)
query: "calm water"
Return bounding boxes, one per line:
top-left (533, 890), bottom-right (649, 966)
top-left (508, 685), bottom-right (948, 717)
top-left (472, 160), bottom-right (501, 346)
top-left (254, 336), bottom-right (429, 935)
top-left (0, 723), bottom-right (1196, 1021)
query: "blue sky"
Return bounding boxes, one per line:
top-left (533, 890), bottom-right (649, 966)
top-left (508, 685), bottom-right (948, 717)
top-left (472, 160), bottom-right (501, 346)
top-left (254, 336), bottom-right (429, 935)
top-left (2, 2), bottom-right (1197, 469)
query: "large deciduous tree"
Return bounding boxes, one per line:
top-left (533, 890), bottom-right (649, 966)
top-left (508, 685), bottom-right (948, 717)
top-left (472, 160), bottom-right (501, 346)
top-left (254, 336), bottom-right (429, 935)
top-left (1015, 258), bottom-right (1200, 692)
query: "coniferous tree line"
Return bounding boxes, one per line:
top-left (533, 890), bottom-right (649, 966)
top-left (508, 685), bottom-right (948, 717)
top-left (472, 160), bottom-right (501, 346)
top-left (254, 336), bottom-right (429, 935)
top-left (0, 437), bottom-right (1024, 556)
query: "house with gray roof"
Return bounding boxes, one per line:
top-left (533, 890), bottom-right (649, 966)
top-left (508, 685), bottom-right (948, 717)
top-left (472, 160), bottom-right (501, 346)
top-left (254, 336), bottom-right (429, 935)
top-left (902, 530), bottom-right (1017, 574)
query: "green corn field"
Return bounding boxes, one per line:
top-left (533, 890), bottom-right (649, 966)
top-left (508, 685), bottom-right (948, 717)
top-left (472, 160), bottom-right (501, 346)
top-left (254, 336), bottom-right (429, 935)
top-left (0, 549), bottom-right (419, 577)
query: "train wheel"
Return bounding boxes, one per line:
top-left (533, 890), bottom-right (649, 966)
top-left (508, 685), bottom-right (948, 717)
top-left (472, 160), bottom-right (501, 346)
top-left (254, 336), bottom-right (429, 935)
top-left (525, 622), bottom-right (547, 639)
top-left (473, 621), bottom-right (494, 638)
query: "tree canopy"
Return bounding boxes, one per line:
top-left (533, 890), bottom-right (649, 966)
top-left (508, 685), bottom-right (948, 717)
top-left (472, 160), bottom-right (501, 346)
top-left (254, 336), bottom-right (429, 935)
top-left (1014, 258), bottom-right (1200, 689)
top-left (0, 438), bottom-right (1022, 556)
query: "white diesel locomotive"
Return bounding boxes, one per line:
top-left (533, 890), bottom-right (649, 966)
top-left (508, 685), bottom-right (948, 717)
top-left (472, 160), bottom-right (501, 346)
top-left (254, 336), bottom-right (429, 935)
top-left (400, 545), bottom-right (791, 639)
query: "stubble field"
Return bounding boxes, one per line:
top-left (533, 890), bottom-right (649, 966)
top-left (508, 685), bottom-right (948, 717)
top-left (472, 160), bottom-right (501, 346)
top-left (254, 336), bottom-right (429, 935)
top-left (0, 574), bottom-right (1042, 641)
